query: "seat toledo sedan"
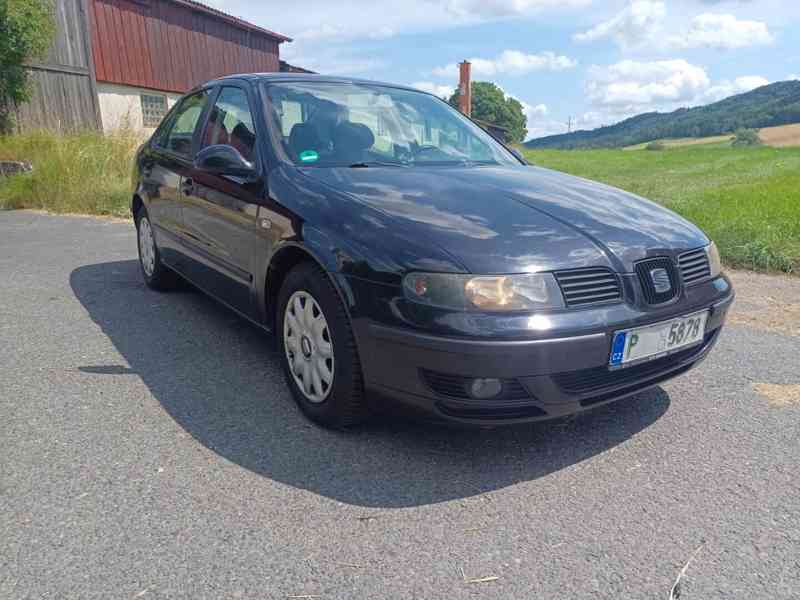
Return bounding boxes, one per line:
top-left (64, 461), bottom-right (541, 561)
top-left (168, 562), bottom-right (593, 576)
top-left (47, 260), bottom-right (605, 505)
top-left (132, 73), bottom-right (734, 428)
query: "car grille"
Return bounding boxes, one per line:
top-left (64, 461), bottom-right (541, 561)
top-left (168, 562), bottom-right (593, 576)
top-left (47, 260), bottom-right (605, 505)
top-left (554, 268), bottom-right (622, 307)
top-left (678, 248), bottom-right (711, 285)
top-left (635, 257), bottom-right (680, 304)
top-left (421, 370), bottom-right (530, 401)
top-left (552, 331), bottom-right (715, 394)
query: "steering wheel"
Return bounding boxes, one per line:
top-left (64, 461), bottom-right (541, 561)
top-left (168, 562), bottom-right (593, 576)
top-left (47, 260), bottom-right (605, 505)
top-left (412, 144), bottom-right (447, 159)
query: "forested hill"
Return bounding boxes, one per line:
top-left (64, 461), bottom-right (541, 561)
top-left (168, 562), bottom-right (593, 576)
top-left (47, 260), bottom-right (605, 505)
top-left (525, 80), bottom-right (800, 149)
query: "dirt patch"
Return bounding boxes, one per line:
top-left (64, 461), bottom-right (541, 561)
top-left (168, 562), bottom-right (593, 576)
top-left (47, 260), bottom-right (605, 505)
top-left (753, 383), bottom-right (800, 407)
top-left (759, 123), bottom-right (800, 148)
top-left (727, 270), bottom-right (800, 336)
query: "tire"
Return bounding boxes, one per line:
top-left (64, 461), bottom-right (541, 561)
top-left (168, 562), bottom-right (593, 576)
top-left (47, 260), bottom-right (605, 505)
top-left (276, 261), bottom-right (368, 428)
top-left (135, 206), bottom-right (179, 291)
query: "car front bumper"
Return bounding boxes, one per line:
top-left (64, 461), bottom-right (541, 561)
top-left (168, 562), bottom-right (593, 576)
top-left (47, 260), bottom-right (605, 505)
top-left (353, 277), bottom-right (735, 425)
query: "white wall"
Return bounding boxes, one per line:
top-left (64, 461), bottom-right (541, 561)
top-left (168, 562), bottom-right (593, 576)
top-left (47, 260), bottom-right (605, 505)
top-left (97, 82), bottom-right (182, 134)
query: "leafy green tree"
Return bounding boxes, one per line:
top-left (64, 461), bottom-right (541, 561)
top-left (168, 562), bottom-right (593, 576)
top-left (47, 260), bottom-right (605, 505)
top-left (449, 81), bottom-right (528, 143)
top-left (0, 0), bottom-right (55, 133)
top-left (732, 128), bottom-right (762, 147)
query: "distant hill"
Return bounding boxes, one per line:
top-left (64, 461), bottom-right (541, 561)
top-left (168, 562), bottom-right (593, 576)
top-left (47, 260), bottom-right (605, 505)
top-left (525, 80), bottom-right (800, 150)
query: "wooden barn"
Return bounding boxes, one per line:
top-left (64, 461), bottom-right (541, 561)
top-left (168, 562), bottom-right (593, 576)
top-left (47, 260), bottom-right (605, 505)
top-left (16, 0), bottom-right (291, 133)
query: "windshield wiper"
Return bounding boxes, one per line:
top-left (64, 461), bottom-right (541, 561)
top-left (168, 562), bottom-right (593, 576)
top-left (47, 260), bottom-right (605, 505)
top-left (347, 161), bottom-right (410, 168)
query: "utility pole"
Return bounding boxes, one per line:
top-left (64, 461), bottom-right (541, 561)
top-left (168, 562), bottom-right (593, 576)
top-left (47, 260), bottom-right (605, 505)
top-left (567, 116), bottom-right (574, 133)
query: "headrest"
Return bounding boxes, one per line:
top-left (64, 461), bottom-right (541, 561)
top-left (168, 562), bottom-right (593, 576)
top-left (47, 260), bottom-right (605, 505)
top-left (333, 121), bottom-right (375, 152)
top-left (289, 123), bottom-right (321, 157)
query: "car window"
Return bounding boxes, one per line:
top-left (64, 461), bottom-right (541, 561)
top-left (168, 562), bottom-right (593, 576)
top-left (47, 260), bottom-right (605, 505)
top-left (263, 82), bottom-right (517, 167)
top-left (161, 91), bottom-right (208, 158)
top-left (202, 87), bottom-right (257, 162)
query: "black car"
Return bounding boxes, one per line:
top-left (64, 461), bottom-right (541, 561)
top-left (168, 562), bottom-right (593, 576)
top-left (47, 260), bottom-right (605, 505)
top-left (132, 73), bottom-right (735, 428)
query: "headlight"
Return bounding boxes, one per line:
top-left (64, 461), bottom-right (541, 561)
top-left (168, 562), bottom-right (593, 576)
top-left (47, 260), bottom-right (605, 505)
top-left (706, 241), bottom-right (722, 278)
top-left (403, 272), bottom-right (565, 311)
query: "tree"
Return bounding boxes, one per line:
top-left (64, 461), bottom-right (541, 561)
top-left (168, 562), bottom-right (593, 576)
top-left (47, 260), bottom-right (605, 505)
top-left (732, 128), bottom-right (762, 147)
top-left (448, 81), bottom-right (528, 143)
top-left (0, 0), bottom-right (55, 133)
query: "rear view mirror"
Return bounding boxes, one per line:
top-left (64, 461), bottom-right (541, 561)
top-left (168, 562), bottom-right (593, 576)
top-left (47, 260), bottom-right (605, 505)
top-left (194, 145), bottom-right (255, 177)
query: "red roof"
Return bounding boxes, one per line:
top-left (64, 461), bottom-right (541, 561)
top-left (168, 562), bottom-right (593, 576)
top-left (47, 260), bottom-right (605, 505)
top-left (171, 0), bottom-right (292, 42)
top-left (90, 0), bottom-right (287, 93)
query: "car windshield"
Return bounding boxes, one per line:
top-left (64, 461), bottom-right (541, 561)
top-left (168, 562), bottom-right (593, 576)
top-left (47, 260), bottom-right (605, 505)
top-left (263, 81), bottom-right (518, 168)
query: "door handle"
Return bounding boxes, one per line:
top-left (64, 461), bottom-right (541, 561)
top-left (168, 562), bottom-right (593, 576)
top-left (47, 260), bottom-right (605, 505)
top-left (181, 178), bottom-right (194, 195)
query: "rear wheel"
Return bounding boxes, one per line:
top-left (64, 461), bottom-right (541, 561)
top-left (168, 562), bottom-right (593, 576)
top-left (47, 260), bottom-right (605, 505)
top-left (135, 206), bottom-right (179, 291)
top-left (277, 262), bottom-right (368, 428)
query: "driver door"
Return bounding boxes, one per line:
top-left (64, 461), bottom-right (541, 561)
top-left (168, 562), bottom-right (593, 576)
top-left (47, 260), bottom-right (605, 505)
top-left (179, 84), bottom-right (264, 318)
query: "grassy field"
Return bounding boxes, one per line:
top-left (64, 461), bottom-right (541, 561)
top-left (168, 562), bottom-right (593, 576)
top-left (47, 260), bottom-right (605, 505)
top-left (0, 130), bottom-right (141, 218)
top-left (524, 145), bottom-right (800, 274)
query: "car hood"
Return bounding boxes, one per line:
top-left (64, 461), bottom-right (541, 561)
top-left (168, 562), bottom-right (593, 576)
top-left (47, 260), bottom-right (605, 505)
top-left (302, 164), bottom-right (708, 274)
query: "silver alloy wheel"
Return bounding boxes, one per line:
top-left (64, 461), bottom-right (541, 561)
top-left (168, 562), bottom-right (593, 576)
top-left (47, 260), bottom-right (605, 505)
top-left (283, 290), bottom-right (334, 403)
top-left (138, 217), bottom-right (156, 277)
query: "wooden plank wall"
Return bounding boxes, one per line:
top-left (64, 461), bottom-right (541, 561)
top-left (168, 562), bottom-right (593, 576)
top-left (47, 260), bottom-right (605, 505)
top-left (90, 0), bottom-right (281, 94)
top-left (15, 0), bottom-right (102, 132)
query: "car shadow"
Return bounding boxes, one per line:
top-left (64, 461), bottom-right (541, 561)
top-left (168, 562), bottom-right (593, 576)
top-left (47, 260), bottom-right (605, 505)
top-left (70, 260), bottom-right (671, 508)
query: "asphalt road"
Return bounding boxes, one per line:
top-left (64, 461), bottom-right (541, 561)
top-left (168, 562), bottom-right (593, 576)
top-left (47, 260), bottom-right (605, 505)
top-left (2, 211), bottom-right (798, 599)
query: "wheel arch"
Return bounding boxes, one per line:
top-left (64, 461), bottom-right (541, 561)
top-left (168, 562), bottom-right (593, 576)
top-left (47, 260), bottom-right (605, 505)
top-left (264, 241), bottom-right (356, 331)
top-left (132, 194), bottom-right (144, 220)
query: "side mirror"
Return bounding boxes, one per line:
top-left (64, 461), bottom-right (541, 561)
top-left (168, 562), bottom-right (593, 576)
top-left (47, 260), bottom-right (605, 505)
top-left (510, 147), bottom-right (529, 165)
top-left (194, 144), bottom-right (255, 177)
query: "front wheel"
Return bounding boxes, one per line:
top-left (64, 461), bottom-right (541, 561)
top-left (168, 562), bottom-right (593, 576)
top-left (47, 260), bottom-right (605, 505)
top-left (277, 262), bottom-right (368, 428)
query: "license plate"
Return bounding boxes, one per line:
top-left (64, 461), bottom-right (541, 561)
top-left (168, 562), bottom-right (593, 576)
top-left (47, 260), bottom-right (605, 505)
top-left (609, 311), bottom-right (708, 369)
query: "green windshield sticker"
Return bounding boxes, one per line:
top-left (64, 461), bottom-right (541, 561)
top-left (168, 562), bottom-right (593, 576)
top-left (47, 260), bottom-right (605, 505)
top-left (299, 150), bottom-right (319, 163)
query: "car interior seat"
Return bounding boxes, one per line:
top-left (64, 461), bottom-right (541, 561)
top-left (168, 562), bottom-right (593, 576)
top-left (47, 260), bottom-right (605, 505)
top-left (332, 121), bottom-right (375, 164)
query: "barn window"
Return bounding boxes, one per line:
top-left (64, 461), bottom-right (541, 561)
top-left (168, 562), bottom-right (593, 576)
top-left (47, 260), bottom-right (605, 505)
top-left (141, 94), bottom-right (168, 128)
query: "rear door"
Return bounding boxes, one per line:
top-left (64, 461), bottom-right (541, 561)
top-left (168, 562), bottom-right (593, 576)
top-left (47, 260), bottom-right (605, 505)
top-left (141, 90), bottom-right (210, 266)
top-left (179, 84), bottom-right (264, 317)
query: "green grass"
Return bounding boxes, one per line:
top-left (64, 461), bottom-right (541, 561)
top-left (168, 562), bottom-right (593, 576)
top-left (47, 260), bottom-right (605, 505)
top-left (0, 130), bottom-right (141, 218)
top-left (523, 145), bottom-right (800, 274)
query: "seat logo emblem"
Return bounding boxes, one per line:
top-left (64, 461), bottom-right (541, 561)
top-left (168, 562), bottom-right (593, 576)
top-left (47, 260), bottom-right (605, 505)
top-left (650, 268), bottom-right (671, 293)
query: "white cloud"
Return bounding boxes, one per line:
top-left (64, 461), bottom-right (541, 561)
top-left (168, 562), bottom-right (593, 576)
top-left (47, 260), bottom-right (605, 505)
top-left (523, 102), bottom-right (549, 119)
top-left (587, 59), bottom-right (711, 112)
top-left (433, 50), bottom-right (577, 78)
top-left (411, 81), bottom-right (456, 98)
top-left (491, 88), bottom-right (554, 141)
top-left (574, 1), bottom-right (665, 48)
top-left (583, 59), bottom-right (770, 130)
top-left (517, 99), bottom-right (549, 136)
top-left (702, 76), bottom-right (769, 102)
top-left (788, 74), bottom-right (800, 81)
top-left (575, 2), bottom-right (774, 51)
top-left (668, 13), bottom-right (774, 49)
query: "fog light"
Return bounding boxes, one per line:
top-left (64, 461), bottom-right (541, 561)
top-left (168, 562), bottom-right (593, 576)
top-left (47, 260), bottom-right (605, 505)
top-left (469, 378), bottom-right (503, 399)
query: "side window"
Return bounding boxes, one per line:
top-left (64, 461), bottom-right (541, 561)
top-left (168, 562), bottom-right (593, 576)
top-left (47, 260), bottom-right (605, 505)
top-left (202, 87), bottom-right (257, 162)
top-left (161, 91), bottom-right (209, 157)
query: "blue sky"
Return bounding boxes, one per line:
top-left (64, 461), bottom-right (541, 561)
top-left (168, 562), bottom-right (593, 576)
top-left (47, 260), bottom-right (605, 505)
top-left (206, 0), bottom-right (800, 140)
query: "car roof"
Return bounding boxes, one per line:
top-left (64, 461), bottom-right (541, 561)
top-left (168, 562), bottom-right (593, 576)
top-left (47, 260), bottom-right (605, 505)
top-left (205, 73), bottom-right (426, 95)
